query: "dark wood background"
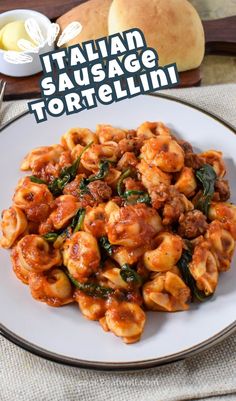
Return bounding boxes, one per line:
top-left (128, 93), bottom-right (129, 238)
top-left (0, 1), bottom-right (235, 99)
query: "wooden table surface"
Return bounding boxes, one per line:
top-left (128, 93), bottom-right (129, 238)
top-left (0, 1), bottom-right (83, 21)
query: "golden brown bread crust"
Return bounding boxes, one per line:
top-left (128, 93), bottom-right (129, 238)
top-left (56, 0), bottom-right (112, 47)
top-left (108, 0), bottom-right (205, 72)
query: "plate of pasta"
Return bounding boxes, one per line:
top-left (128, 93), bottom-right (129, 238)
top-left (0, 94), bottom-right (236, 370)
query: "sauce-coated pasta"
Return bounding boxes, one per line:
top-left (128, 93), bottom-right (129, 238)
top-left (1, 121), bottom-right (236, 344)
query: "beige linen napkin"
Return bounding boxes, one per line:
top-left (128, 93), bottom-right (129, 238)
top-left (0, 84), bottom-right (236, 401)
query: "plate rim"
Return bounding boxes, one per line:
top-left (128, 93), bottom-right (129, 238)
top-left (0, 93), bottom-right (236, 371)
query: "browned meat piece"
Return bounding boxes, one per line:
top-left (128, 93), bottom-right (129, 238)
top-left (213, 179), bottom-right (230, 202)
top-left (162, 187), bottom-right (194, 225)
top-left (25, 204), bottom-right (51, 223)
top-left (178, 210), bottom-right (208, 239)
top-left (118, 137), bottom-right (143, 155)
top-left (124, 178), bottom-right (145, 192)
top-left (117, 152), bottom-right (139, 170)
top-left (176, 139), bottom-right (193, 154)
top-left (185, 153), bottom-right (205, 169)
top-left (87, 180), bottom-right (112, 202)
top-left (63, 175), bottom-right (84, 199)
top-left (150, 185), bottom-right (193, 224)
top-left (150, 183), bottom-right (170, 209)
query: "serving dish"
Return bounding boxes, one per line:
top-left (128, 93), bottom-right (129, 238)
top-left (0, 94), bottom-right (235, 369)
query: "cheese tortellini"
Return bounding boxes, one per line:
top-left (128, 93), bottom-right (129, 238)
top-left (189, 242), bottom-right (218, 296)
top-left (140, 136), bottom-right (184, 173)
top-left (144, 233), bottom-right (183, 272)
top-left (75, 290), bottom-right (107, 320)
top-left (106, 203), bottom-right (162, 247)
top-left (205, 221), bottom-right (235, 272)
top-left (2, 120), bottom-right (236, 344)
top-left (61, 127), bottom-right (97, 150)
top-left (101, 301), bottom-right (146, 344)
top-left (143, 269), bottom-right (190, 312)
top-left (16, 235), bottom-right (61, 272)
top-left (63, 231), bottom-right (100, 279)
top-left (29, 268), bottom-right (73, 306)
top-left (0, 206), bottom-right (27, 248)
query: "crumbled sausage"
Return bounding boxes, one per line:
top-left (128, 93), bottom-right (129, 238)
top-left (150, 185), bottom-right (194, 225)
top-left (124, 178), bottom-right (145, 192)
top-left (87, 180), bottom-right (112, 202)
top-left (176, 139), bottom-right (193, 154)
top-left (213, 179), bottom-right (230, 202)
top-left (162, 188), bottom-right (194, 225)
top-left (63, 175), bottom-right (84, 199)
top-left (178, 210), bottom-right (208, 239)
top-left (150, 183), bottom-right (170, 209)
top-left (185, 153), bottom-right (205, 169)
top-left (117, 152), bottom-right (139, 170)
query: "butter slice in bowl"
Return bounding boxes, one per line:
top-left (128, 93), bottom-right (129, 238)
top-left (0, 9), bottom-right (54, 77)
top-left (0, 20), bottom-right (36, 51)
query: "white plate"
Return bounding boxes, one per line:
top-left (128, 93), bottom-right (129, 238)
top-left (0, 94), bottom-right (235, 370)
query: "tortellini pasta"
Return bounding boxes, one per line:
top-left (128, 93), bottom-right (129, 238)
top-left (74, 290), bottom-right (107, 320)
top-left (140, 136), bottom-right (184, 172)
top-left (101, 264), bottom-right (129, 290)
top-left (200, 150), bottom-right (226, 178)
top-left (61, 127), bottom-right (98, 150)
top-left (96, 124), bottom-right (127, 144)
top-left (208, 202), bottom-right (236, 223)
top-left (137, 159), bottom-right (171, 190)
top-left (16, 235), bottom-right (61, 272)
top-left (205, 221), bottom-right (235, 272)
top-left (0, 206), bottom-right (27, 248)
top-left (83, 204), bottom-right (106, 238)
top-left (11, 246), bottom-right (31, 284)
top-left (21, 144), bottom-right (67, 171)
top-left (48, 195), bottom-right (80, 230)
top-left (101, 301), bottom-right (146, 344)
top-left (143, 269), bottom-right (190, 312)
top-left (63, 231), bottom-right (100, 279)
top-left (112, 245), bottom-right (148, 267)
top-left (81, 143), bottom-right (118, 173)
top-left (1, 120), bottom-right (236, 344)
top-left (144, 233), bottom-right (183, 272)
top-left (13, 177), bottom-right (53, 222)
top-left (106, 203), bottom-right (162, 247)
top-left (174, 167), bottom-right (197, 197)
top-left (21, 145), bottom-right (72, 181)
top-left (137, 121), bottom-right (170, 140)
top-left (189, 242), bottom-right (218, 295)
top-left (29, 268), bottom-right (74, 306)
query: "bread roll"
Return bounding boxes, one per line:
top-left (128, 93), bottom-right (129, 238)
top-left (108, 0), bottom-right (205, 72)
top-left (56, 0), bottom-right (112, 47)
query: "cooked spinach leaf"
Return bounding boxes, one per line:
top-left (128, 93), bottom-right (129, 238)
top-left (29, 176), bottom-right (47, 185)
top-left (79, 160), bottom-right (110, 194)
top-left (195, 164), bottom-right (217, 215)
top-left (43, 208), bottom-right (85, 245)
top-left (124, 190), bottom-right (151, 205)
top-left (99, 236), bottom-right (114, 256)
top-left (117, 168), bottom-right (132, 197)
top-left (48, 141), bottom-right (93, 196)
top-left (117, 170), bottom-right (150, 204)
top-left (67, 273), bottom-right (114, 299)
top-left (42, 232), bottom-right (59, 242)
top-left (71, 208), bottom-right (86, 233)
top-left (120, 264), bottom-right (142, 285)
top-left (177, 250), bottom-right (212, 302)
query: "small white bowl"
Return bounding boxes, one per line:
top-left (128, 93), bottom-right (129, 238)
top-left (0, 9), bottom-right (54, 77)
